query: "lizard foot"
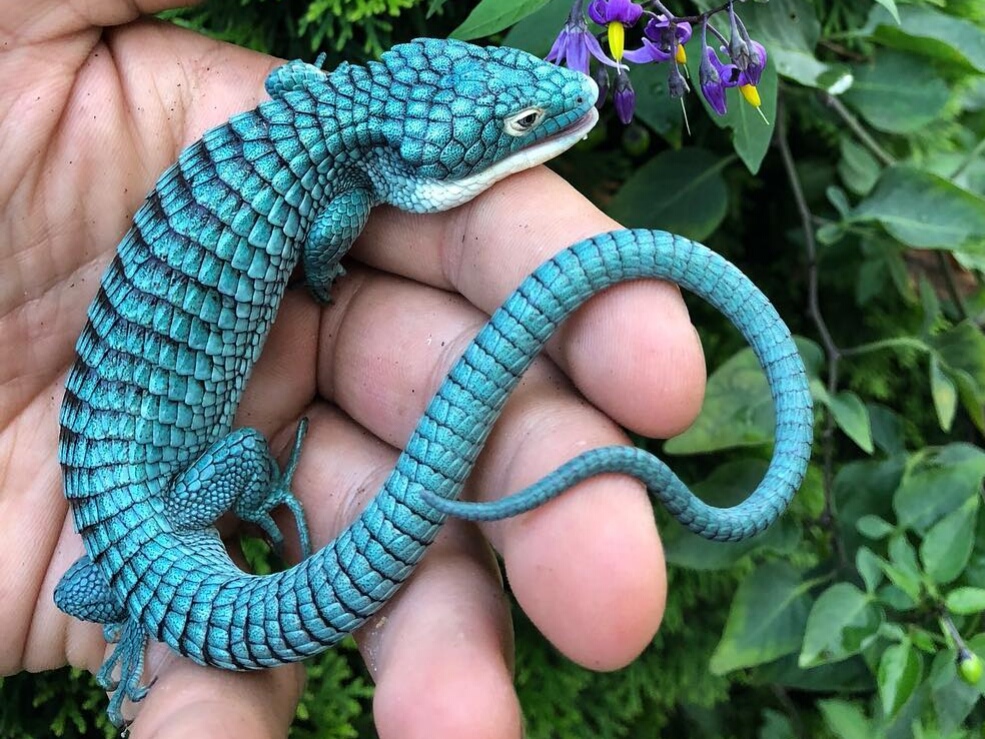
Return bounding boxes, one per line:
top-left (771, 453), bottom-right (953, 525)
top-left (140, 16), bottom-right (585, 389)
top-left (97, 619), bottom-right (152, 727)
top-left (235, 418), bottom-right (312, 559)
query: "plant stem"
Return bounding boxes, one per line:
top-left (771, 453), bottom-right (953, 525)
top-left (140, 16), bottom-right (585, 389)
top-left (951, 136), bottom-right (985, 181)
top-left (819, 92), bottom-right (896, 167)
top-left (777, 94), bottom-right (847, 569)
top-left (646, 0), bottom-right (735, 26)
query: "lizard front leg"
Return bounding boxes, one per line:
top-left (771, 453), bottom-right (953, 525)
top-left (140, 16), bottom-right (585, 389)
top-left (264, 55), bottom-right (328, 98)
top-left (302, 188), bottom-right (372, 304)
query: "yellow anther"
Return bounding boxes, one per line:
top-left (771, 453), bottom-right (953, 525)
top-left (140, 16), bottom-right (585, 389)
top-left (608, 22), bottom-right (625, 62)
top-left (740, 84), bottom-right (761, 107)
top-left (676, 44), bottom-right (687, 64)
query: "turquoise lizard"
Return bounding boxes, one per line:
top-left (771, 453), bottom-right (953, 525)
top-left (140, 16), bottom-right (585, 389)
top-left (53, 37), bottom-right (813, 727)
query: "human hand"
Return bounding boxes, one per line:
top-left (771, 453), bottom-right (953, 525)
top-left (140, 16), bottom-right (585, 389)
top-left (0, 1), bottom-right (705, 736)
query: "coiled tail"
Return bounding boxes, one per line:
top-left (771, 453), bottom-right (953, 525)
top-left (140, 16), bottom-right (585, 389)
top-left (414, 229), bottom-right (814, 542)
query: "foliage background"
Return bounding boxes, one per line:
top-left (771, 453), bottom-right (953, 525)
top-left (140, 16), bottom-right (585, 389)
top-left (4, 0), bottom-right (985, 737)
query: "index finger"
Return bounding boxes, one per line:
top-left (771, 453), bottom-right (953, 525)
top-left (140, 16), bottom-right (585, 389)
top-left (352, 166), bottom-right (707, 439)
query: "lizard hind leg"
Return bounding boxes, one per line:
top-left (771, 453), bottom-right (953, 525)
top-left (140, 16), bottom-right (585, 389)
top-left (163, 419), bottom-right (312, 559)
top-left (54, 554), bottom-right (126, 624)
top-left (53, 556), bottom-right (150, 727)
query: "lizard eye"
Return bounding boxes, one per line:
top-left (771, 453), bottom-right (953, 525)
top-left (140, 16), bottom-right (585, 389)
top-left (504, 107), bottom-right (545, 136)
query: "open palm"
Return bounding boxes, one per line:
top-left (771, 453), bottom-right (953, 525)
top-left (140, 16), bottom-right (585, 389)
top-left (0, 1), bottom-right (706, 736)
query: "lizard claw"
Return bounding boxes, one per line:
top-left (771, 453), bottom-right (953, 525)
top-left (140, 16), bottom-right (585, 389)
top-left (97, 619), bottom-right (151, 727)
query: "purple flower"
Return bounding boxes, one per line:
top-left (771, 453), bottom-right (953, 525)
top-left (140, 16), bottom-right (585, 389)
top-left (667, 63), bottom-right (690, 99)
top-left (742, 40), bottom-right (768, 86)
top-left (644, 15), bottom-right (693, 47)
top-left (546, 8), bottom-right (622, 75)
top-left (587, 0), bottom-right (643, 26)
top-left (699, 45), bottom-right (739, 115)
top-left (623, 37), bottom-right (672, 64)
top-left (643, 15), bottom-right (693, 63)
top-left (588, 0), bottom-right (643, 62)
top-left (613, 68), bottom-right (636, 124)
top-left (728, 4), bottom-right (752, 71)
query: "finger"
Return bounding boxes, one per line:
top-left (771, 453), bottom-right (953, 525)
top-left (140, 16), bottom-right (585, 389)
top-left (363, 522), bottom-right (520, 739)
top-left (128, 642), bottom-right (302, 739)
top-left (268, 403), bottom-right (520, 739)
top-left (102, 21), bottom-right (276, 157)
top-left (313, 266), bottom-right (666, 669)
top-left (353, 166), bottom-right (707, 439)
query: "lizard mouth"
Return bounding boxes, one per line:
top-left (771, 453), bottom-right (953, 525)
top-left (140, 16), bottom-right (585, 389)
top-left (460, 106), bottom-right (601, 184)
top-left (400, 106), bottom-right (600, 212)
top-left (522, 107), bottom-right (600, 161)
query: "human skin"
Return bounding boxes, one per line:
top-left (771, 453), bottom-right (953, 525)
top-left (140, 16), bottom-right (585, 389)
top-left (0, 1), bottom-right (706, 736)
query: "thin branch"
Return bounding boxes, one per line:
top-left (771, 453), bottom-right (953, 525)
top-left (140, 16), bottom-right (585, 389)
top-left (777, 94), bottom-right (848, 569)
top-left (819, 92), bottom-right (896, 167)
top-left (951, 136), bottom-right (985, 181)
top-left (645, 0), bottom-right (734, 26)
top-left (770, 685), bottom-right (808, 739)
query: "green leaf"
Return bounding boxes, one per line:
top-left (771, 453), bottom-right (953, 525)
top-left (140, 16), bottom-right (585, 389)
top-left (931, 321), bottom-right (985, 400)
top-left (732, 0), bottom-right (848, 89)
top-left (877, 584), bottom-right (918, 612)
top-left (450, 0), bottom-right (550, 40)
top-left (710, 562), bottom-right (814, 674)
top-left (893, 444), bottom-right (985, 533)
top-left (818, 700), bottom-right (872, 739)
top-left (835, 457), bottom-right (905, 555)
top-left (666, 337), bottom-right (819, 455)
top-left (889, 531), bottom-right (921, 576)
top-left (662, 460), bottom-right (801, 570)
top-left (851, 166), bottom-right (985, 251)
top-left (502, 0), bottom-right (570, 55)
top-left (607, 148), bottom-right (731, 241)
top-left (920, 496), bottom-right (979, 585)
top-left (827, 186), bottom-right (851, 218)
top-left (799, 583), bottom-right (883, 668)
top-left (945, 587), bottom-right (985, 615)
top-left (629, 62), bottom-right (684, 145)
top-left (664, 345), bottom-right (772, 454)
top-left (952, 368), bottom-right (985, 434)
top-left (869, 404), bottom-right (905, 456)
top-left (824, 390), bottom-right (874, 453)
top-left (759, 709), bottom-right (795, 739)
top-left (877, 640), bottom-right (923, 718)
top-left (877, 535), bottom-right (923, 602)
top-left (872, 0), bottom-right (900, 24)
top-left (856, 547), bottom-right (884, 594)
top-left (857, 515), bottom-right (895, 540)
top-left (753, 654), bottom-right (875, 693)
top-left (864, 5), bottom-right (985, 74)
top-left (686, 50), bottom-right (778, 174)
top-left (929, 648), bottom-right (981, 734)
top-left (930, 356), bottom-right (958, 432)
top-left (843, 50), bottom-right (949, 134)
top-left (838, 137), bottom-right (881, 197)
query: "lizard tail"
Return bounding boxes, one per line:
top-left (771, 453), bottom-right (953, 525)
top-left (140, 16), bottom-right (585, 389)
top-left (124, 228), bottom-right (811, 669)
top-left (419, 228), bottom-right (814, 541)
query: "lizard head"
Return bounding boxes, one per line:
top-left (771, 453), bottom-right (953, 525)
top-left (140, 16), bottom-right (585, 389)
top-left (366, 38), bottom-right (599, 213)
